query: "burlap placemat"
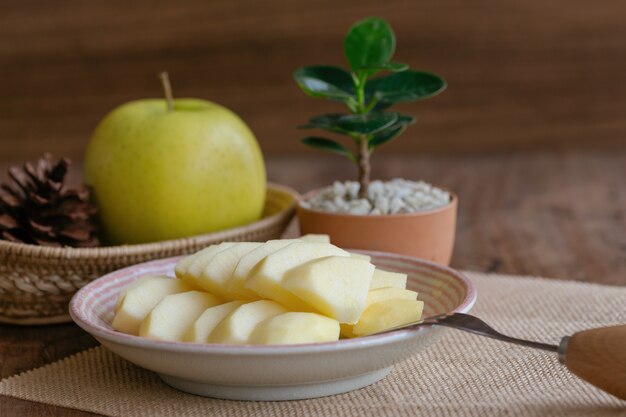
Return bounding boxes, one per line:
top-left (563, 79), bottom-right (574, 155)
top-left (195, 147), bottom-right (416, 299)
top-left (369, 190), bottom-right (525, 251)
top-left (1, 272), bottom-right (625, 416)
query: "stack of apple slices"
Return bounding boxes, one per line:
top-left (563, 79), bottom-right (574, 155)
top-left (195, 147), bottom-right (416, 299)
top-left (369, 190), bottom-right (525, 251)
top-left (111, 235), bottom-right (424, 345)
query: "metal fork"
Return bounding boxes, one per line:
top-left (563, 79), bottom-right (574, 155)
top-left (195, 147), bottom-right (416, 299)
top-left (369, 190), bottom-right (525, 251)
top-left (375, 313), bottom-right (626, 400)
top-left (380, 312), bottom-right (559, 353)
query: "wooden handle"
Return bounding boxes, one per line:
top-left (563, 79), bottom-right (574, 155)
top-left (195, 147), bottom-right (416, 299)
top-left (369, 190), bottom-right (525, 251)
top-left (564, 324), bottom-right (626, 400)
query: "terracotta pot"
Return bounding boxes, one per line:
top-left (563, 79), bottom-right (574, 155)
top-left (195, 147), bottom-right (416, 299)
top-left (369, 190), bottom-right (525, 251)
top-left (297, 188), bottom-right (458, 265)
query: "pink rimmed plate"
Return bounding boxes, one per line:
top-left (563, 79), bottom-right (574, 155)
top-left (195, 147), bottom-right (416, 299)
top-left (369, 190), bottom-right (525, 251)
top-left (70, 251), bottom-right (476, 401)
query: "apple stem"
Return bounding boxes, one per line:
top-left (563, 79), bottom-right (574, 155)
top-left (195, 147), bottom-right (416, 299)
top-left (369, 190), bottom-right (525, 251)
top-left (159, 71), bottom-right (174, 112)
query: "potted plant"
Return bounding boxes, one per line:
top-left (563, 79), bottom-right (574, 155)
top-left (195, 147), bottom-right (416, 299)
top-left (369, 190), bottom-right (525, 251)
top-left (294, 17), bottom-right (457, 264)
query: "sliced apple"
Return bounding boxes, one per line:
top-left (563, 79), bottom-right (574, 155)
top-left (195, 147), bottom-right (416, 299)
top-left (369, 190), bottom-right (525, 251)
top-left (112, 276), bottom-right (192, 335)
top-left (196, 242), bottom-right (262, 299)
top-left (174, 246), bottom-right (214, 281)
top-left (297, 234), bottom-right (330, 244)
top-left (228, 239), bottom-right (298, 300)
top-left (114, 275), bottom-right (165, 312)
top-left (365, 287), bottom-right (418, 307)
top-left (183, 300), bottom-right (244, 343)
top-left (175, 242), bottom-right (235, 288)
top-left (245, 242), bottom-right (350, 310)
top-left (349, 252), bottom-right (371, 262)
top-left (174, 255), bottom-right (195, 282)
top-left (249, 312), bottom-right (340, 345)
top-left (369, 268), bottom-right (407, 290)
top-left (208, 300), bottom-right (288, 344)
top-left (186, 242), bottom-right (237, 280)
top-left (340, 287), bottom-right (418, 337)
top-left (282, 256), bottom-right (374, 323)
top-left (351, 298), bottom-right (424, 337)
top-left (139, 291), bottom-right (222, 341)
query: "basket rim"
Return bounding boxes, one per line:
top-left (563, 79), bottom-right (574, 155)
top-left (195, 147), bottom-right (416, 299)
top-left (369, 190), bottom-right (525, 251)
top-left (0, 182), bottom-right (299, 260)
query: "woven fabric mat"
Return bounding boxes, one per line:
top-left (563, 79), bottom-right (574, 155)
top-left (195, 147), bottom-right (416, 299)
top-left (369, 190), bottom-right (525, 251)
top-left (1, 272), bottom-right (625, 417)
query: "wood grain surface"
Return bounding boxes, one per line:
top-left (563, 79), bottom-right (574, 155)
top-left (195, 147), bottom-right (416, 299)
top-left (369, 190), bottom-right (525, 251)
top-left (1, 151), bottom-right (625, 415)
top-left (565, 324), bottom-right (626, 400)
top-left (1, 0), bottom-right (626, 163)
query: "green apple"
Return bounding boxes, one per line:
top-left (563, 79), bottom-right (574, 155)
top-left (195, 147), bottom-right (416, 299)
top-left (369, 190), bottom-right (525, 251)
top-left (84, 76), bottom-right (266, 244)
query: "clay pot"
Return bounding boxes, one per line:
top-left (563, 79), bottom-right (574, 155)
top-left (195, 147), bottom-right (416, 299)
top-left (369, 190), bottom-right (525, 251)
top-left (297, 188), bottom-right (458, 265)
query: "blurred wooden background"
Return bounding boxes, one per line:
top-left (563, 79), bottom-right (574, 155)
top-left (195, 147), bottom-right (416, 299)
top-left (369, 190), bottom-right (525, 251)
top-left (1, 0), bottom-right (625, 163)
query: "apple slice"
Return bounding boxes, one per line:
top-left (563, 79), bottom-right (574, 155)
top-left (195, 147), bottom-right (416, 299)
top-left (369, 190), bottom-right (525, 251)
top-left (228, 239), bottom-right (298, 300)
top-left (297, 234), bottom-right (330, 244)
top-left (245, 242), bottom-right (350, 310)
top-left (174, 255), bottom-right (195, 282)
top-left (183, 300), bottom-right (244, 343)
top-left (112, 276), bottom-right (192, 335)
top-left (175, 242), bottom-right (236, 288)
top-left (340, 287), bottom-right (418, 337)
top-left (186, 242), bottom-right (237, 281)
top-left (139, 291), bottom-right (222, 341)
top-left (208, 300), bottom-right (288, 344)
top-left (196, 242), bottom-right (262, 299)
top-left (349, 252), bottom-right (371, 262)
top-left (282, 256), bottom-right (374, 323)
top-left (115, 275), bottom-right (165, 312)
top-left (351, 298), bottom-right (424, 337)
top-left (365, 287), bottom-right (418, 306)
top-left (249, 312), bottom-right (340, 345)
top-left (369, 268), bottom-right (407, 290)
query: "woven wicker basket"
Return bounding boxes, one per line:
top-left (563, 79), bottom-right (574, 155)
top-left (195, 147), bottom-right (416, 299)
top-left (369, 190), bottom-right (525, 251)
top-left (0, 183), bottom-right (298, 325)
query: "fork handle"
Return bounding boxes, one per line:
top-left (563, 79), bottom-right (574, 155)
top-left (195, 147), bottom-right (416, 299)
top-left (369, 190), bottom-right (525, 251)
top-left (561, 324), bottom-right (626, 400)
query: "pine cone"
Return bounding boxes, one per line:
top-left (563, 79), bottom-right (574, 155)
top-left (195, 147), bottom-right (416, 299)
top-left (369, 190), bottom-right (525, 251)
top-left (0, 153), bottom-right (100, 247)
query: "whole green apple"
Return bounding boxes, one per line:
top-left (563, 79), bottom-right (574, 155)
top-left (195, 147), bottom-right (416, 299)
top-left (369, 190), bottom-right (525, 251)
top-left (84, 93), bottom-right (266, 245)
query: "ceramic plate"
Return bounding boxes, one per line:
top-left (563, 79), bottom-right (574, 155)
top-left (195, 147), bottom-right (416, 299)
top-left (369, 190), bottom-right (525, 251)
top-left (70, 251), bottom-right (477, 401)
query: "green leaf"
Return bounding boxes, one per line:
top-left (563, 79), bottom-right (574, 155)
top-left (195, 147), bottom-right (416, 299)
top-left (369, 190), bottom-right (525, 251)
top-left (368, 124), bottom-right (406, 149)
top-left (338, 112), bottom-right (398, 134)
top-left (301, 137), bottom-right (355, 162)
top-left (301, 112), bottom-right (399, 136)
top-left (357, 61), bottom-right (409, 73)
top-left (344, 17), bottom-right (395, 72)
top-left (293, 66), bottom-right (355, 100)
top-left (368, 114), bottom-right (415, 149)
top-left (369, 70), bottom-right (446, 105)
top-left (299, 114), bottom-right (348, 135)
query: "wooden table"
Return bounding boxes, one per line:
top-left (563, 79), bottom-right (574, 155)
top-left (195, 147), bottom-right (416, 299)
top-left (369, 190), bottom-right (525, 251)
top-left (1, 151), bottom-right (624, 416)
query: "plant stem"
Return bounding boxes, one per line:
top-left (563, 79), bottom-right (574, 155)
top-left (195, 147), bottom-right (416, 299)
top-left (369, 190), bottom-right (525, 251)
top-left (159, 71), bottom-right (174, 112)
top-left (363, 97), bottom-right (379, 113)
top-left (355, 72), bottom-right (367, 113)
top-left (357, 136), bottom-right (371, 198)
top-left (353, 72), bottom-right (371, 197)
